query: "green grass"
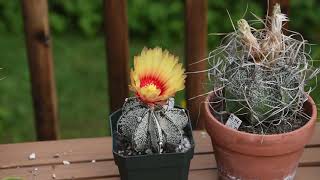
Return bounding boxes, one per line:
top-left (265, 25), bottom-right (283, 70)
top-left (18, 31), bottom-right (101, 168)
top-left (0, 33), bottom-right (186, 143)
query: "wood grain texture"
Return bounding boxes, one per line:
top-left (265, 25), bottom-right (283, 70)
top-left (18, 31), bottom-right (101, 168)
top-left (21, 0), bottom-right (59, 141)
top-left (1, 152), bottom-right (319, 179)
top-left (308, 123), bottom-right (320, 147)
top-left (0, 131), bottom-right (213, 169)
top-left (0, 154), bottom-right (216, 179)
top-left (185, 0), bottom-right (208, 129)
top-left (104, 0), bottom-right (130, 112)
top-left (1, 126), bottom-right (320, 179)
top-left (1, 126), bottom-right (319, 169)
top-left (1, 164), bottom-right (319, 180)
top-left (3, 168), bottom-right (314, 180)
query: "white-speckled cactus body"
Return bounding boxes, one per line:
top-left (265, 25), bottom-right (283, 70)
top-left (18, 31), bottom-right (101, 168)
top-left (117, 97), bottom-right (188, 153)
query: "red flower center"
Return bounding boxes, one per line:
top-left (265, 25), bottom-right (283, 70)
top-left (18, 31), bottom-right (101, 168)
top-left (140, 76), bottom-right (166, 95)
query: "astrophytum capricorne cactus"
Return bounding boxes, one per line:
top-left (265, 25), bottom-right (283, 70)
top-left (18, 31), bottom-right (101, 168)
top-left (117, 47), bottom-right (189, 153)
top-left (117, 97), bottom-right (188, 153)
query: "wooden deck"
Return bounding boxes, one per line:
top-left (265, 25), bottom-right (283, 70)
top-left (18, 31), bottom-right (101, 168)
top-left (1, 124), bottom-right (320, 180)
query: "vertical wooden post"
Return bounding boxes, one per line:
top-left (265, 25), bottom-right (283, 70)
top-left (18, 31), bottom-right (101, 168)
top-left (185, 0), bottom-right (208, 129)
top-left (104, 0), bottom-right (130, 112)
top-left (21, 0), bottom-right (59, 140)
top-left (266, 0), bottom-right (290, 29)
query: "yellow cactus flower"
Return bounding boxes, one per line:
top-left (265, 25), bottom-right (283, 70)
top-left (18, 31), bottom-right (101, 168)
top-left (130, 47), bottom-right (186, 104)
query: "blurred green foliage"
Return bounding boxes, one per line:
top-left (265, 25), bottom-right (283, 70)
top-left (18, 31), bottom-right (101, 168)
top-left (0, 0), bottom-right (319, 46)
top-left (1, 177), bottom-right (23, 180)
top-left (0, 0), bottom-right (319, 143)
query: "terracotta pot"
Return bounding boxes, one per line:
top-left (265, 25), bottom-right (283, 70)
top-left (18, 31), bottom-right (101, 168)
top-left (205, 92), bottom-right (317, 180)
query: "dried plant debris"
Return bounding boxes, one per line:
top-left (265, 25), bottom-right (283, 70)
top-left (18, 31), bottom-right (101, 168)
top-left (62, 160), bottom-right (70, 165)
top-left (207, 4), bottom-right (319, 134)
top-left (116, 97), bottom-right (191, 155)
top-left (28, 153), bottom-right (36, 160)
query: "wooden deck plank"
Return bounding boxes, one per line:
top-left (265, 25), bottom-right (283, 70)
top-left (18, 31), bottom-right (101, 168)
top-left (295, 167), bottom-right (320, 180)
top-left (1, 148), bottom-right (320, 179)
top-left (300, 147), bottom-right (320, 166)
top-left (0, 131), bottom-right (213, 169)
top-left (189, 169), bottom-right (219, 180)
top-left (188, 167), bottom-right (320, 180)
top-left (308, 123), bottom-right (320, 147)
top-left (0, 161), bottom-right (116, 180)
top-left (0, 154), bottom-right (216, 179)
top-left (0, 137), bottom-right (113, 169)
top-left (82, 167), bottom-right (320, 180)
top-left (1, 164), bottom-right (319, 180)
top-left (1, 124), bottom-right (319, 169)
top-left (0, 124), bottom-right (319, 179)
top-left (75, 167), bottom-right (320, 180)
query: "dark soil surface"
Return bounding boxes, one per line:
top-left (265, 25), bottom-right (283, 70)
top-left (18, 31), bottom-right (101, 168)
top-left (236, 116), bottom-right (309, 135)
top-left (113, 132), bottom-right (192, 156)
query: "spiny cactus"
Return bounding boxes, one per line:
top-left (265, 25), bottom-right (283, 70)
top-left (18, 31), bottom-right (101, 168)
top-left (115, 47), bottom-right (191, 154)
top-left (208, 4), bottom-right (319, 134)
top-left (117, 97), bottom-right (189, 153)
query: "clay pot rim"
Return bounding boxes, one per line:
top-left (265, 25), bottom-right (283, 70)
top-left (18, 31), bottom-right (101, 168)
top-left (205, 92), bottom-right (317, 138)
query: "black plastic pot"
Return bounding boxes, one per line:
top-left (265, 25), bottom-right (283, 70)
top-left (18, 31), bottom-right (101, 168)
top-left (110, 108), bottom-right (195, 180)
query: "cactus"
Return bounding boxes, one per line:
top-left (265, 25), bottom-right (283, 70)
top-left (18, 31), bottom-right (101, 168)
top-left (115, 47), bottom-right (191, 154)
top-left (208, 4), bottom-right (319, 134)
top-left (117, 97), bottom-right (189, 153)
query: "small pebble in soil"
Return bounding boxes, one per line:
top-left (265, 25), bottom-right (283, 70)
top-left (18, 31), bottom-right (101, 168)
top-left (29, 153), bottom-right (36, 160)
top-left (183, 138), bottom-right (191, 148)
top-left (62, 160), bottom-right (70, 165)
top-left (91, 160), bottom-right (96, 163)
top-left (145, 149), bottom-right (153, 155)
top-left (52, 173), bottom-right (56, 179)
top-left (175, 137), bottom-right (192, 153)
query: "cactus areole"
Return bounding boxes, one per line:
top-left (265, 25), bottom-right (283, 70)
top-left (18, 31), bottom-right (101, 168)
top-left (110, 47), bottom-right (194, 180)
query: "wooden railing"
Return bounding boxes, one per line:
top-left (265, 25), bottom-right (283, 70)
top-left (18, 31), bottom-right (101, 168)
top-left (21, 0), bottom-right (289, 141)
top-left (22, 0), bottom-right (59, 140)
